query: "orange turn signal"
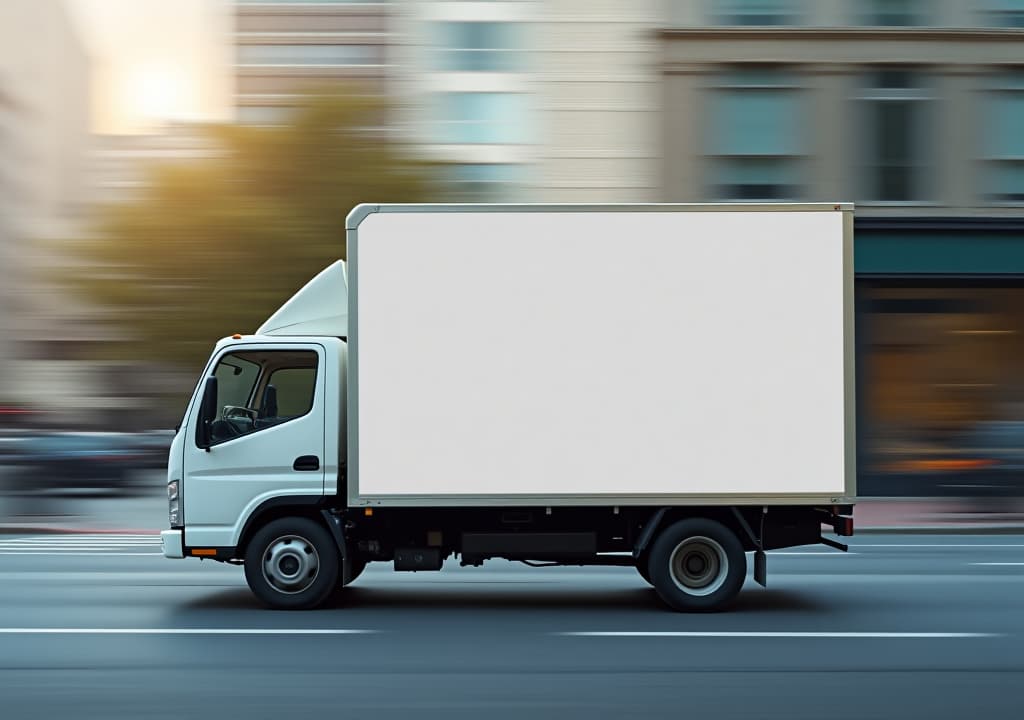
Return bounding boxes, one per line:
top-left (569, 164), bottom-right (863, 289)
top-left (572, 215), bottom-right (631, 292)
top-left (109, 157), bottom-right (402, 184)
top-left (191, 548), bottom-right (217, 557)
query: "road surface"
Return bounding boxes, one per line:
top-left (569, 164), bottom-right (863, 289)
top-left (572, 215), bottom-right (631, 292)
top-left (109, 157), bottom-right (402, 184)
top-left (0, 534), bottom-right (1021, 719)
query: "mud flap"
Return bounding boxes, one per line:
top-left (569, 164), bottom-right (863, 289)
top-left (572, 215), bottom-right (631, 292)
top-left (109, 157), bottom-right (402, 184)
top-left (754, 549), bottom-right (767, 588)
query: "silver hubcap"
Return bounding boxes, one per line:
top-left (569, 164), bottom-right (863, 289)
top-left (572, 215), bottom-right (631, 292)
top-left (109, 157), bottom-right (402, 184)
top-left (262, 534), bottom-right (320, 594)
top-left (669, 536), bottom-right (728, 597)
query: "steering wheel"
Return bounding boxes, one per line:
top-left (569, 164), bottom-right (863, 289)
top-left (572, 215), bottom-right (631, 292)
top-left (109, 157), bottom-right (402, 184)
top-left (222, 406), bottom-right (256, 421)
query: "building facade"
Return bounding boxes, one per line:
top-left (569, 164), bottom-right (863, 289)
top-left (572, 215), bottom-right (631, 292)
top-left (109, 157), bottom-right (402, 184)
top-left (0, 0), bottom-right (91, 416)
top-left (393, 0), bottom-right (660, 201)
top-left (659, 0), bottom-right (1024, 496)
top-left (234, 0), bottom-right (392, 124)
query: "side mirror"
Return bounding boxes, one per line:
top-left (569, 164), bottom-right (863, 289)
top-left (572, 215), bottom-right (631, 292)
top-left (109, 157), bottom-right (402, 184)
top-left (196, 376), bottom-right (218, 451)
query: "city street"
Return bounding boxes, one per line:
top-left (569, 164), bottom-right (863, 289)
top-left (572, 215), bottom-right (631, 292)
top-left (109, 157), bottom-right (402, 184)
top-left (0, 534), bottom-right (1021, 719)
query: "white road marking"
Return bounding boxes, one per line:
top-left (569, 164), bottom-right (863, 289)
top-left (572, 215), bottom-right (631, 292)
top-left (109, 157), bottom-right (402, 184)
top-left (769, 552), bottom-right (857, 556)
top-left (558, 631), bottom-right (999, 638)
top-left (0, 628), bottom-right (376, 635)
top-left (856, 544), bottom-right (1024, 549)
top-left (971, 562), bottom-right (1024, 566)
top-left (0, 552), bottom-right (163, 557)
top-left (0, 535), bottom-right (163, 555)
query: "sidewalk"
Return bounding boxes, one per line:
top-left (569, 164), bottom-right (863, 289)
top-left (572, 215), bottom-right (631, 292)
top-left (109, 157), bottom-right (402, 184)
top-left (1, 494), bottom-right (1023, 535)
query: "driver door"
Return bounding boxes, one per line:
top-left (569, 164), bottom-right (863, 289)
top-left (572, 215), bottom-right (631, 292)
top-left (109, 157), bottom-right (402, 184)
top-left (182, 342), bottom-right (326, 549)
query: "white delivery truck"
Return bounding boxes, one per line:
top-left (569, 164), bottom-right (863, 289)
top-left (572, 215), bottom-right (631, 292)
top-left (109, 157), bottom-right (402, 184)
top-left (161, 203), bottom-right (856, 612)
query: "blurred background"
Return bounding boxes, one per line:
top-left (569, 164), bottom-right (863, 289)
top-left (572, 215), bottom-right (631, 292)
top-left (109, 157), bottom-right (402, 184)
top-left (2, 0), bottom-right (1024, 526)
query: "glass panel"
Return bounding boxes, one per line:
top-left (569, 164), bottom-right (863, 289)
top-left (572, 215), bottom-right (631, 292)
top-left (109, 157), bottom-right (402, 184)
top-left (237, 44), bottom-right (377, 66)
top-left (987, 95), bottom-right (1024, 158)
top-left (207, 350), bottom-right (319, 445)
top-left (859, 285), bottom-right (1024, 499)
top-left (714, 0), bottom-right (798, 25)
top-left (988, 0), bottom-right (1024, 27)
top-left (712, 90), bottom-right (800, 156)
top-left (213, 356), bottom-right (260, 421)
top-left (435, 22), bottom-right (523, 72)
top-left (859, 0), bottom-right (922, 26)
top-left (239, 0), bottom-right (384, 4)
top-left (988, 162), bottom-right (1024, 202)
top-left (266, 368), bottom-right (317, 417)
top-left (435, 93), bottom-right (529, 144)
top-left (860, 72), bottom-right (929, 201)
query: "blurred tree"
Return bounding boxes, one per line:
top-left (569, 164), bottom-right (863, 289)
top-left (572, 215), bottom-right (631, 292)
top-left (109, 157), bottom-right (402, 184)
top-left (67, 91), bottom-right (436, 373)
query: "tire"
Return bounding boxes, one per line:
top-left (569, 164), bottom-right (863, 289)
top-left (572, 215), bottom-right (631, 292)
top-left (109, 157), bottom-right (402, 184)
top-left (244, 517), bottom-right (339, 610)
top-left (647, 518), bottom-right (746, 612)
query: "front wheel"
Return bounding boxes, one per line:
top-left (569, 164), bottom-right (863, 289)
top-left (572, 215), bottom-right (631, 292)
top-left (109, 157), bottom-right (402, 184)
top-left (647, 518), bottom-right (746, 612)
top-left (244, 517), bottom-right (339, 610)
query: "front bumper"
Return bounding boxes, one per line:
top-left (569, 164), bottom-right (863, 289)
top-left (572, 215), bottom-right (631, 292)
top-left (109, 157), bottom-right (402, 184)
top-left (161, 529), bottom-right (184, 558)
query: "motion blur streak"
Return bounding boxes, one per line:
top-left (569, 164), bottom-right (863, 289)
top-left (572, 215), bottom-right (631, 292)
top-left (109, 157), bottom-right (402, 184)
top-left (0, 537), bottom-right (1021, 719)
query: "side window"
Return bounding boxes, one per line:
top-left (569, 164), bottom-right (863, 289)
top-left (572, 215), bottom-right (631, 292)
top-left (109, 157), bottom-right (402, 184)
top-left (205, 350), bottom-right (319, 446)
top-left (265, 367), bottom-right (317, 418)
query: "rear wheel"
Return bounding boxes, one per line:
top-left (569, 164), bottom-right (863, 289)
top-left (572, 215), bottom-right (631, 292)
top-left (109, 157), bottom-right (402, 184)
top-left (244, 517), bottom-right (339, 610)
top-left (647, 518), bottom-right (746, 612)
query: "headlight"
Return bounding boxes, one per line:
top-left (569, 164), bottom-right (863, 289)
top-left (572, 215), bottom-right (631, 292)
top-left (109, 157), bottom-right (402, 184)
top-left (167, 480), bottom-right (181, 527)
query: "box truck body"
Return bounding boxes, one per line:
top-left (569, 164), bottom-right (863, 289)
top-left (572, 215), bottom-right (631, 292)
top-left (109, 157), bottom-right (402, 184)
top-left (161, 203), bottom-right (856, 612)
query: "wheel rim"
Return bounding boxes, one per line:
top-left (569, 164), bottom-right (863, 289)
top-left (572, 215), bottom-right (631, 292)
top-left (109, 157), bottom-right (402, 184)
top-left (668, 536), bottom-right (728, 597)
top-left (262, 534), bottom-right (320, 594)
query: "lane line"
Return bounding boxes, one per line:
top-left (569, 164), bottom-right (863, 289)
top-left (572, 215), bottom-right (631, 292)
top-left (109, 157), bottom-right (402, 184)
top-left (558, 631), bottom-right (1000, 638)
top-left (0, 552), bottom-right (164, 557)
top-left (0, 545), bottom-right (163, 549)
top-left (856, 544), bottom-right (1024, 549)
top-left (0, 628), bottom-right (376, 635)
top-left (1, 537), bottom-right (160, 542)
top-left (971, 562), bottom-right (1024, 566)
top-left (769, 552), bottom-right (858, 556)
top-left (0, 545), bottom-right (162, 549)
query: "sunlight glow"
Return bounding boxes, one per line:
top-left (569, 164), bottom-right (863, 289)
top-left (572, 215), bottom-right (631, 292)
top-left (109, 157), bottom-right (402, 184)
top-left (130, 64), bottom-right (186, 122)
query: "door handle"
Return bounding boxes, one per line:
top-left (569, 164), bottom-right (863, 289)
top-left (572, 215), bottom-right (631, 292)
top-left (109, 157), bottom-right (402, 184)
top-left (293, 455), bottom-right (320, 472)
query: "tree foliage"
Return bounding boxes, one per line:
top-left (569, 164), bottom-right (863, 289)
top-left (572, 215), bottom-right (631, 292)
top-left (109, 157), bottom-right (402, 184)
top-left (68, 92), bottom-right (436, 371)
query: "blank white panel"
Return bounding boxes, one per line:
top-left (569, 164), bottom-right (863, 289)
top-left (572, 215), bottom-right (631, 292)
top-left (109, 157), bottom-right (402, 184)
top-left (354, 210), bottom-right (846, 497)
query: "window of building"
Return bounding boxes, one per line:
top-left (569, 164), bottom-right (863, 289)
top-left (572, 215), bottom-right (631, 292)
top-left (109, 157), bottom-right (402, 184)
top-left (236, 44), bottom-right (377, 66)
top-left (987, 0), bottom-right (1024, 26)
top-left (445, 163), bottom-right (524, 201)
top-left (710, 0), bottom-right (800, 25)
top-left (238, 0), bottom-right (379, 4)
top-left (858, 70), bottom-right (932, 202)
top-left (434, 92), bottom-right (529, 144)
top-left (434, 22), bottom-right (523, 72)
top-left (237, 105), bottom-right (291, 125)
top-left (707, 69), bottom-right (803, 200)
top-left (857, 0), bottom-right (923, 26)
top-left (984, 72), bottom-right (1024, 203)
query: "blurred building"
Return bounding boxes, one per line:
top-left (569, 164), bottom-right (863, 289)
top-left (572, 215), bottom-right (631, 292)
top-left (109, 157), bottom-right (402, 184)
top-left (0, 0), bottom-right (91, 417)
top-left (88, 124), bottom-right (219, 206)
top-left (659, 1), bottom-right (1024, 496)
top-left (394, 0), bottom-right (660, 201)
top-left (233, 0), bottom-right (392, 125)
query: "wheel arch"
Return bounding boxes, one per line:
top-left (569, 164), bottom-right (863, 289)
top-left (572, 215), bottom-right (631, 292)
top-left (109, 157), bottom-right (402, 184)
top-left (235, 495), bottom-right (327, 558)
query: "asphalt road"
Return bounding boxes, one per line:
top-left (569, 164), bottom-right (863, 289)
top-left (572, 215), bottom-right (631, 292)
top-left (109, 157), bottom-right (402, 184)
top-left (0, 534), bottom-right (1021, 720)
